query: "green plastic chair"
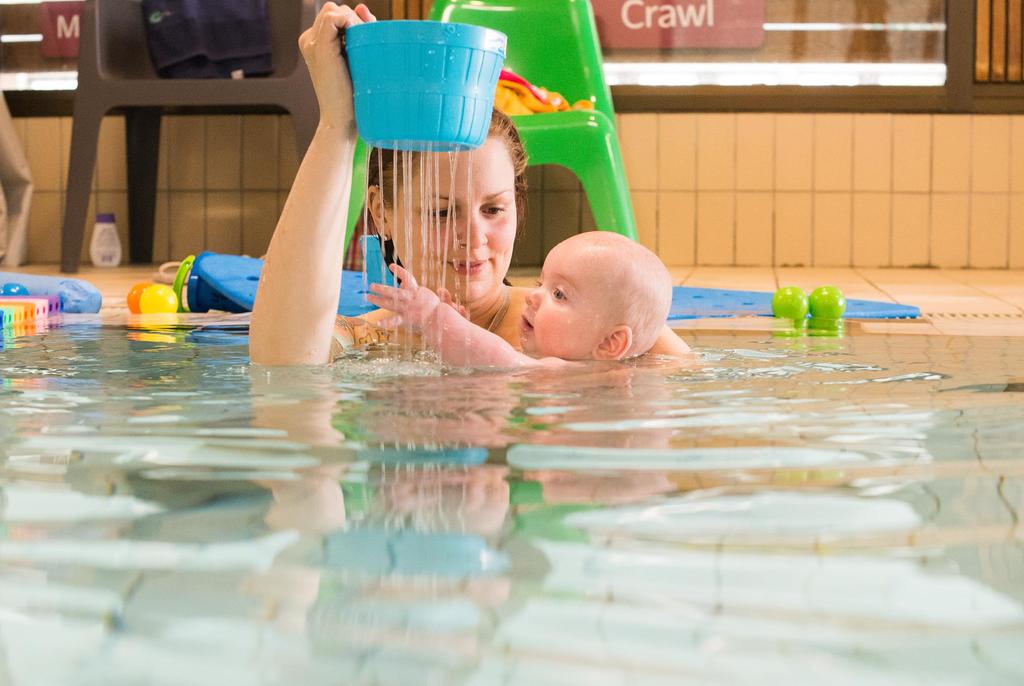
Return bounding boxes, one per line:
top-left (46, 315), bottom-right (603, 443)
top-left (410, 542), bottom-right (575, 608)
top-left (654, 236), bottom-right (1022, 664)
top-left (346, 137), bottom-right (370, 245)
top-left (344, 0), bottom-right (637, 247)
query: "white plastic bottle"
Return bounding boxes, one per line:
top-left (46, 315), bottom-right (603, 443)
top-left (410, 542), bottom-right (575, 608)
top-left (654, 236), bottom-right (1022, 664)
top-left (89, 213), bottom-right (122, 267)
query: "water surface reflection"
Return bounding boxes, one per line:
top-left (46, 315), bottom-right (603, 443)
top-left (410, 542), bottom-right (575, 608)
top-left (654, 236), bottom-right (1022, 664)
top-left (1, 324), bottom-right (1022, 684)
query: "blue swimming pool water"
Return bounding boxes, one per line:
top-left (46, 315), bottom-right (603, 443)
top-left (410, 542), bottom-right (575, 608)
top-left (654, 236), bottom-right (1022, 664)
top-left (1, 318), bottom-right (1022, 684)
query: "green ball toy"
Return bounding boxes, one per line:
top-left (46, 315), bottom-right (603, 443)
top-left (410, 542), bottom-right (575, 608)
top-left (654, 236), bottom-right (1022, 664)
top-left (808, 316), bottom-right (845, 337)
top-left (771, 286), bottom-right (809, 320)
top-left (808, 286), bottom-right (846, 319)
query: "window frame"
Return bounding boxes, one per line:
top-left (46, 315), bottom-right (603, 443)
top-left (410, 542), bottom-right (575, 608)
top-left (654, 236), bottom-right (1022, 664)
top-left (609, 1), bottom-right (1022, 114)
top-left (7, 1), bottom-right (1024, 116)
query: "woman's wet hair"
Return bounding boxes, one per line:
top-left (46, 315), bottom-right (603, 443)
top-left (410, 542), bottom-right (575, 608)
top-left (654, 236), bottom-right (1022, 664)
top-left (365, 108), bottom-right (529, 233)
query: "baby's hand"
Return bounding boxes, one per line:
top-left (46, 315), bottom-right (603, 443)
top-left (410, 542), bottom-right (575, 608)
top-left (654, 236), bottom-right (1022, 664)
top-left (366, 264), bottom-right (441, 331)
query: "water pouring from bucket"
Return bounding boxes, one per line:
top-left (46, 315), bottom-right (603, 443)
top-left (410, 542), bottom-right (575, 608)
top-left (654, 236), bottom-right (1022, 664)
top-left (345, 20), bottom-right (509, 358)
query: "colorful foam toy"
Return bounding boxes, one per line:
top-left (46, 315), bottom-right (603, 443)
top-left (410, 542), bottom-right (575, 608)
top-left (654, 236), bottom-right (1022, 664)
top-left (493, 68), bottom-right (594, 116)
top-left (0, 295), bottom-right (62, 329)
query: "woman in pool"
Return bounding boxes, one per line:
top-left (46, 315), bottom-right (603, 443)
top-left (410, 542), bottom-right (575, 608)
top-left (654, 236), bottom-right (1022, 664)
top-left (249, 2), bottom-right (690, 365)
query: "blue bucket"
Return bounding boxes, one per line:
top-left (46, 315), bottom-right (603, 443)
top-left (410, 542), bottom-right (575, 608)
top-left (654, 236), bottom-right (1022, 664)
top-left (345, 20), bottom-right (507, 152)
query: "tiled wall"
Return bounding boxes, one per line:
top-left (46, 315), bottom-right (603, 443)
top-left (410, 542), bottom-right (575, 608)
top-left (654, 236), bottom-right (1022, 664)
top-left (15, 114), bottom-right (298, 265)
top-left (612, 113), bottom-right (1024, 269)
top-left (14, 112), bottom-right (1024, 268)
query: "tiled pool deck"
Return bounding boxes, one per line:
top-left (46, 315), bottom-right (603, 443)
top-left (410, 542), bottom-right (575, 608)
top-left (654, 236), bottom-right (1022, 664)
top-left (20, 264), bottom-right (1019, 336)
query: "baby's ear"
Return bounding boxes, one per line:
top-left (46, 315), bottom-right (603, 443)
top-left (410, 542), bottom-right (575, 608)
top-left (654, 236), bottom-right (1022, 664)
top-left (593, 326), bottom-right (633, 361)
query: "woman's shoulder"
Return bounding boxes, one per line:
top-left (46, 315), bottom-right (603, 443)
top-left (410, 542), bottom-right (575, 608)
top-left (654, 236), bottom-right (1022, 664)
top-left (507, 285), bottom-right (531, 302)
top-left (649, 325), bottom-right (692, 357)
top-left (505, 286), bottom-right (531, 319)
top-left (494, 286), bottom-right (530, 349)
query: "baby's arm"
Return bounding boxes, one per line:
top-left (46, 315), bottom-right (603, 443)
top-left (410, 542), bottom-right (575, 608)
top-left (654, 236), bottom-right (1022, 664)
top-left (366, 266), bottom-right (567, 369)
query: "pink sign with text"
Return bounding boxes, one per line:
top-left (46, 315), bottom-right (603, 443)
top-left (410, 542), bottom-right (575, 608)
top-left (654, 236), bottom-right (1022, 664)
top-left (40, 1), bottom-right (83, 58)
top-left (593, 0), bottom-right (765, 49)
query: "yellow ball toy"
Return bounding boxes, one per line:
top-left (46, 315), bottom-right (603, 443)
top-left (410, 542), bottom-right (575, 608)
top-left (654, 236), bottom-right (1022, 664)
top-left (138, 284), bottom-right (179, 314)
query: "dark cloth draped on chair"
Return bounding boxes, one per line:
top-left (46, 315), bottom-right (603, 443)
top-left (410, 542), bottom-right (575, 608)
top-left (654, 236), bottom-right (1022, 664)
top-left (141, 0), bottom-right (273, 79)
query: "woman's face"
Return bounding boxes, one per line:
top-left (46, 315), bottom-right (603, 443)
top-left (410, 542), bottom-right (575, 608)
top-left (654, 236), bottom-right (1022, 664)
top-left (370, 136), bottom-right (518, 306)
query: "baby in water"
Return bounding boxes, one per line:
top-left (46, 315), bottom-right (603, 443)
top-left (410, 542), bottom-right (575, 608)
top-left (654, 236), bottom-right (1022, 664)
top-left (366, 231), bottom-right (673, 368)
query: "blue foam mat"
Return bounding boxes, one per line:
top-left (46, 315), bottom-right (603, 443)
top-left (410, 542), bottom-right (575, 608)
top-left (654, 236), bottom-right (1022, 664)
top-left (0, 271), bottom-right (102, 313)
top-left (668, 287), bottom-right (919, 320)
top-left (189, 253), bottom-right (920, 320)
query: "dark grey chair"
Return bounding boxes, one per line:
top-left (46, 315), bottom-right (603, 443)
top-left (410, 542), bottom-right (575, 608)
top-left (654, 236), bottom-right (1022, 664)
top-left (61, 0), bottom-right (320, 273)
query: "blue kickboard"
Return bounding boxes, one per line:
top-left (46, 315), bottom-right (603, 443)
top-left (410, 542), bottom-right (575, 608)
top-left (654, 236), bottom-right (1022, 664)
top-left (190, 252), bottom-right (380, 317)
top-left (191, 252), bottom-right (920, 320)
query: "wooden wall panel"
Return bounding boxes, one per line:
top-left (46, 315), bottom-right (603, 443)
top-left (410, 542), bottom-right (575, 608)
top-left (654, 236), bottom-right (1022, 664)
top-left (1010, 0), bottom-right (1024, 80)
top-left (391, 0), bottom-right (433, 20)
top-left (978, 0), bottom-right (1024, 82)
top-left (992, 0), bottom-right (1007, 80)
top-left (978, 0), bottom-right (992, 80)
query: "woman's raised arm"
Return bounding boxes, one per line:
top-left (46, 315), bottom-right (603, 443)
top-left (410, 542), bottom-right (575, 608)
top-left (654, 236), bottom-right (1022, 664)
top-left (250, 3), bottom-right (375, 365)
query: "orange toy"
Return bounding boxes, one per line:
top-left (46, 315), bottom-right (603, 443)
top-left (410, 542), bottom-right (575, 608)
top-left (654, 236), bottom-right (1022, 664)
top-left (126, 282), bottom-right (152, 314)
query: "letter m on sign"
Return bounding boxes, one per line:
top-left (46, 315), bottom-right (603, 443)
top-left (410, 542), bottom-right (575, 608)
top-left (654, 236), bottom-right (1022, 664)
top-left (40, 2), bottom-right (83, 58)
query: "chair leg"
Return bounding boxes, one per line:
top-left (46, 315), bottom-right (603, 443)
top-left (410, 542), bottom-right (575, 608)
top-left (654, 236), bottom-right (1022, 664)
top-left (61, 105), bottom-right (104, 273)
top-left (517, 112), bottom-right (638, 241)
top-left (125, 107), bottom-right (161, 264)
top-left (565, 121), bottom-right (637, 241)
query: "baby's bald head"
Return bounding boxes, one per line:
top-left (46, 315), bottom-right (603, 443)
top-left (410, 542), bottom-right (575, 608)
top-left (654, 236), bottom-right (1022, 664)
top-left (549, 232), bottom-right (672, 357)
